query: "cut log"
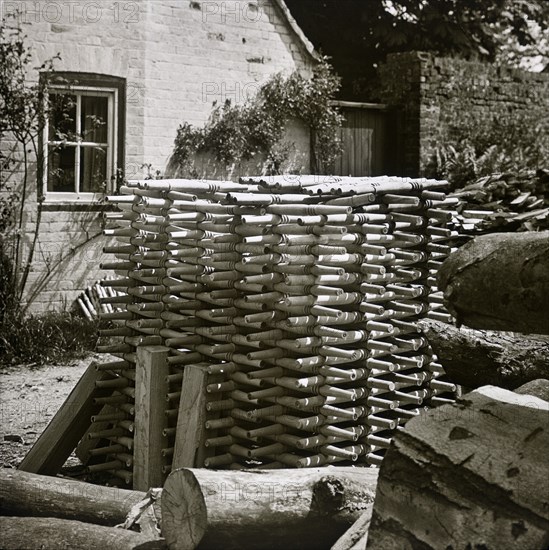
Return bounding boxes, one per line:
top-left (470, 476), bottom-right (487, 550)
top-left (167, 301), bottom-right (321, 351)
top-left (0, 516), bottom-right (166, 550)
top-left (0, 469), bottom-right (148, 526)
top-left (514, 378), bottom-right (549, 401)
top-left (437, 231), bottom-right (549, 334)
top-left (161, 466), bottom-right (378, 550)
top-left (419, 319), bottom-right (549, 389)
top-left (367, 386), bottom-right (549, 550)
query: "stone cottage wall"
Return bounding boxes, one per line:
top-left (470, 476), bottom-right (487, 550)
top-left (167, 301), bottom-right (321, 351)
top-left (378, 52), bottom-right (549, 177)
top-left (1, 0), bottom-right (315, 312)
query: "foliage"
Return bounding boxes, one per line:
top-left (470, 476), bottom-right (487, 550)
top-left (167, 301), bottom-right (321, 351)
top-left (141, 163), bottom-right (164, 180)
top-left (259, 60), bottom-right (344, 173)
top-left (0, 310), bottom-right (100, 366)
top-left (428, 110), bottom-right (549, 188)
top-left (285, 0), bottom-right (549, 99)
top-left (172, 122), bottom-right (205, 169)
top-left (495, 10), bottom-right (549, 70)
top-left (0, 18), bottom-right (59, 308)
top-left (172, 58), bottom-right (343, 175)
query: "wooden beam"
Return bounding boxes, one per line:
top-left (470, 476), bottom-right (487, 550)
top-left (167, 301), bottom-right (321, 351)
top-left (133, 345), bottom-right (170, 491)
top-left (331, 100), bottom-right (389, 111)
top-left (172, 363), bottom-right (210, 469)
top-left (18, 362), bottom-right (110, 475)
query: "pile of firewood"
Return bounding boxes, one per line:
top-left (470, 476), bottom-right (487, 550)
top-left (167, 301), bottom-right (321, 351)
top-left (450, 169), bottom-right (549, 234)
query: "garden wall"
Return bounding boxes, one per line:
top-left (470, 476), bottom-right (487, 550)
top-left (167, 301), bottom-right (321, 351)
top-left (378, 51), bottom-right (549, 177)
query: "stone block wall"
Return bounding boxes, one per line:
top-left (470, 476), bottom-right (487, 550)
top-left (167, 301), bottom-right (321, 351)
top-left (378, 52), bottom-right (549, 177)
top-left (140, 0), bottom-right (314, 172)
top-left (18, 206), bottom-right (111, 312)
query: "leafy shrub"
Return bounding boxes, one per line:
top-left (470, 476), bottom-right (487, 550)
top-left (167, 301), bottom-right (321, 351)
top-left (0, 310), bottom-right (100, 366)
top-left (428, 109), bottom-right (549, 189)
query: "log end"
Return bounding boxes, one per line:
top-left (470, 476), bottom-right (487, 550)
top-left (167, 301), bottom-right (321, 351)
top-left (161, 469), bottom-right (207, 550)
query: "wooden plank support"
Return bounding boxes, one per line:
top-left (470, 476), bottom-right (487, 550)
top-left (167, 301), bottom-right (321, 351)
top-left (18, 361), bottom-right (110, 475)
top-left (172, 364), bottom-right (210, 469)
top-left (134, 345), bottom-right (170, 491)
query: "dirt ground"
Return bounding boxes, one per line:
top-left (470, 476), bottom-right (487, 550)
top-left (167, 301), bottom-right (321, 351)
top-left (0, 355), bottom-right (95, 469)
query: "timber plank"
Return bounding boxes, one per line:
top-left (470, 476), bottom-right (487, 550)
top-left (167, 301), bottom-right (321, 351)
top-left (172, 363), bottom-right (210, 469)
top-left (133, 345), bottom-right (170, 491)
top-left (18, 361), bottom-right (110, 475)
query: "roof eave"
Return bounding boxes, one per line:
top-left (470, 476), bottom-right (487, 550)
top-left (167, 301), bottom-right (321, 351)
top-left (273, 0), bottom-right (323, 63)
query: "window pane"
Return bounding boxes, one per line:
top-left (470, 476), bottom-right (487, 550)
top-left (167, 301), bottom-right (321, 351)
top-left (80, 146), bottom-right (107, 192)
top-left (48, 93), bottom-right (77, 141)
top-left (47, 145), bottom-right (76, 192)
top-left (81, 96), bottom-right (108, 143)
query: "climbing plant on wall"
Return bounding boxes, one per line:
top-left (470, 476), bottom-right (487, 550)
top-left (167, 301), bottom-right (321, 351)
top-left (0, 19), bottom-right (60, 311)
top-left (172, 58), bottom-right (343, 175)
top-left (1, 17), bottom-right (116, 318)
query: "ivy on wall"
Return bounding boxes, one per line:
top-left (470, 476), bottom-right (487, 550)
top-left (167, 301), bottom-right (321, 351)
top-left (1, 19), bottom-right (58, 309)
top-left (172, 58), bottom-right (343, 175)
